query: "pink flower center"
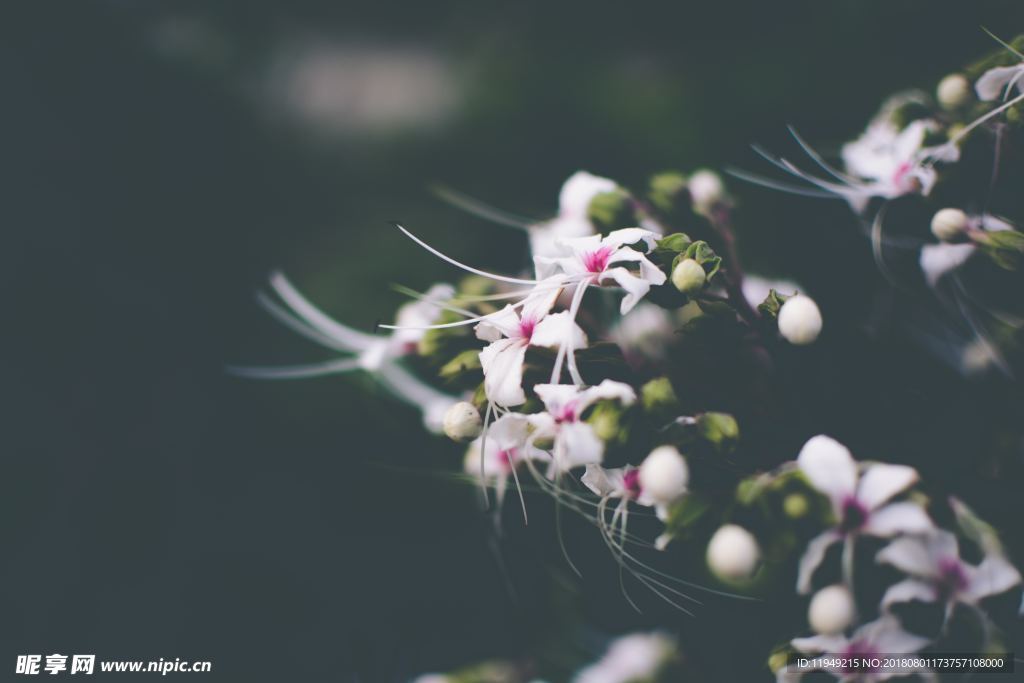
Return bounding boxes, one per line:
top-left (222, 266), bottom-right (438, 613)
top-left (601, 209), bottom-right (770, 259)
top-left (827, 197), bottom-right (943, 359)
top-left (935, 557), bottom-right (968, 599)
top-left (838, 496), bottom-right (869, 535)
top-left (553, 402), bottom-right (578, 424)
top-left (840, 642), bottom-right (879, 673)
top-left (497, 448), bottom-right (517, 472)
top-left (891, 161), bottom-right (914, 191)
top-left (518, 317), bottom-right (536, 341)
top-left (623, 469), bottom-right (642, 499)
top-left (582, 245), bottom-right (614, 274)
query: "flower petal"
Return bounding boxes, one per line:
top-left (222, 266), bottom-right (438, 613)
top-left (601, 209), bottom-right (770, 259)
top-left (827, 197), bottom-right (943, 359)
top-left (863, 502), bottom-right (933, 538)
top-left (856, 615), bottom-right (931, 654)
top-left (920, 243), bottom-right (976, 287)
top-left (880, 578), bottom-right (937, 609)
top-left (479, 338), bottom-right (529, 407)
top-left (601, 266), bottom-right (654, 314)
top-left (576, 379), bottom-right (637, 413)
top-left (964, 554), bottom-right (1022, 602)
top-left (581, 464), bottom-right (626, 498)
top-left (797, 531), bottom-right (839, 594)
top-left (857, 463), bottom-right (919, 510)
top-left (975, 65), bottom-right (1024, 101)
top-left (603, 227), bottom-right (660, 251)
top-left (475, 304), bottom-right (523, 341)
top-left (875, 535), bottom-right (941, 577)
top-left (556, 422), bottom-right (605, 470)
top-left (790, 634), bottom-right (848, 654)
top-left (796, 435), bottom-right (857, 504)
top-left (530, 311), bottom-right (587, 351)
top-left (558, 171), bottom-right (617, 218)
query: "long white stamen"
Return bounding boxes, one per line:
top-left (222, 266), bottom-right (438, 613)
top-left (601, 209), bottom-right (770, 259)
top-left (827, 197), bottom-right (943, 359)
top-left (787, 126), bottom-right (861, 185)
top-left (270, 271), bottom-right (378, 350)
top-left (942, 90), bottom-right (1024, 152)
top-left (394, 223), bottom-right (539, 285)
top-left (256, 292), bottom-right (355, 353)
top-left (227, 357), bottom-right (362, 380)
top-left (431, 184), bottom-right (536, 230)
top-left (725, 167), bottom-right (839, 199)
top-left (565, 280), bottom-right (590, 386)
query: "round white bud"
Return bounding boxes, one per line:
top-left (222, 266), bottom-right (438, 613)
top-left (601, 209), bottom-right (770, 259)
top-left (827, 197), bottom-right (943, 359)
top-left (706, 524), bottom-right (761, 581)
top-left (442, 402), bottom-right (482, 442)
top-left (930, 207), bottom-right (970, 242)
top-left (638, 445), bottom-right (689, 504)
top-left (808, 584), bottom-right (855, 635)
top-left (937, 73), bottom-right (972, 110)
top-left (671, 258), bottom-right (706, 294)
top-left (778, 295), bottom-right (822, 345)
top-left (688, 169), bottom-right (725, 212)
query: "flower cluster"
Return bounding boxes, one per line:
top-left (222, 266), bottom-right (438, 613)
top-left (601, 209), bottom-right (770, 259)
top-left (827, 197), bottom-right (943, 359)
top-left (236, 36), bottom-right (1024, 683)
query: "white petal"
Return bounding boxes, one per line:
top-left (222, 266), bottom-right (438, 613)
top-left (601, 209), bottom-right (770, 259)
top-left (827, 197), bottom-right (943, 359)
top-left (796, 435), bottom-right (857, 503)
top-left (603, 227), bottom-right (659, 251)
top-left (797, 531), bottom-right (839, 594)
top-left (881, 578), bottom-right (937, 609)
top-left (975, 65), bottom-right (1024, 101)
top-left (557, 422), bottom-right (605, 470)
top-left (530, 311), bottom-right (587, 350)
top-left (533, 383), bottom-right (582, 414)
top-left (581, 464), bottom-right (626, 498)
top-left (857, 616), bottom-right (930, 654)
top-left (601, 266), bottom-right (654, 314)
top-left (474, 305), bottom-right (523, 341)
top-left (577, 379), bottom-right (637, 412)
top-left (920, 243), bottom-right (976, 287)
top-left (479, 338), bottom-right (529, 407)
top-left (519, 277), bottom-right (564, 322)
top-left (558, 171), bottom-right (617, 218)
top-left (857, 463), bottom-right (918, 510)
top-left (790, 634), bottom-right (847, 654)
top-left (863, 502), bottom-right (933, 538)
top-left (875, 535), bottom-right (939, 577)
top-left (486, 412), bottom-right (533, 449)
top-left (964, 554), bottom-right (1022, 602)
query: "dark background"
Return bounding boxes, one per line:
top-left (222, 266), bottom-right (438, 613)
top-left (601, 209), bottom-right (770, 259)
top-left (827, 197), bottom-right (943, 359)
top-left (2, 2), bottom-right (1024, 681)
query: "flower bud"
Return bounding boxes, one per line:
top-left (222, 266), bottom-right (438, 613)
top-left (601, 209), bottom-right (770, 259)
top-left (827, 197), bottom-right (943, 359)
top-left (688, 169), bottom-right (725, 214)
top-left (777, 295), bottom-right (822, 345)
top-left (671, 258), bottom-right (706, 295)
top-left (706, 524), bottom-right (761, 581)
top-left (641, 377), bottom-right (679, 414)
top-left (783, 493), bottom-right (809, 519)
top-left (930, 207), bottom-right (970, 242)
top-left (936, 73), bottom-right (972, 110)
top-left (442, 401), bottom-right (482, 442)
top-left (808, 584), bottom-right (855, 635)
top-left (638, 445), bottom-right (689, 504)
top-left (587, 189), bottom-right (635, 233)
top-left (648, 171), bottom-right (691, 216)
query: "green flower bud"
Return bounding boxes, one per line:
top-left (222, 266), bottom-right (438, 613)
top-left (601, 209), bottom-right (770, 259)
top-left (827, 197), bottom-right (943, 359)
top-left (648, 171), bottom-right (690, 216)
top-left (671, 258), bottom-right (706, 295)
top-left (783, 492), bottom-right (809, 519)
top-left (697, 412), bottom-right (739, 451)
top-left (641, 377), bottom-right (679, 414)
top-left (587, 189), bottom-right (635, 233)
top-left (587, 401), bottom-right (624, 442)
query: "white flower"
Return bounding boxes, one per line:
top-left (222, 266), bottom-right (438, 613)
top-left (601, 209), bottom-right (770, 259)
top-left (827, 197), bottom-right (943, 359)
top-left (638, 445), bottom-right (689, 518)
top-left (573, 632), bottom-right (675, 683)
top-left (876, 530), bottom-right (1021, 613)
top-left (795, 435), bottom-right (932, 594)
top-left (233, 272), bottom-right (459, 433)
top-left (535, 227), bottom-right (667, 314)
top-left (778, 295), bottom-right (823, 346)
top-left (791, 616), bottom-right (932, 682)
top-left (464, 413), bottom-right (549, 504)
top-left (529, 171), bottom-right (618, 258)
top-left (706, 524), bottom-right (761, 581)
top-left (808, 584), bottom-right (855, 635)
top-left (839, 118), bottom-right (940, 210)
top-left (442, 401), bottom-right (482, 441)
top-left (529, 380), bottom-right (636, 474)
top-left (687, 169), bottom-right (726, 215)
top-left (936, 73), bottom-right (972, 109)
top-left (475, 280), bottom-right (586, 407)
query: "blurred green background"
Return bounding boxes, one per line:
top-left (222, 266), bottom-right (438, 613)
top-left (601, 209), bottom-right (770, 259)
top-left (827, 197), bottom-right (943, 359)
top-left (3, 1), bottom-right (1024, 681)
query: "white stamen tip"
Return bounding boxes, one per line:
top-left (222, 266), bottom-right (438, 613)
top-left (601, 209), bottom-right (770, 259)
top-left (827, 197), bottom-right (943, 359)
top-left (778, 294), bottom-right (822, 345)
top-left (706, 524), bottom-right (761, 582)
top-left (442, 401), bottom-right (483, 442)
top-left (808, 584), bottom-right (855, 635)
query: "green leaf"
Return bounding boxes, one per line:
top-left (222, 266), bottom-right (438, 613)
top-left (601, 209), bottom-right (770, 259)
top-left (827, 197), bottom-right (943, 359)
top-left (438, 349), bottom-right (482, 380)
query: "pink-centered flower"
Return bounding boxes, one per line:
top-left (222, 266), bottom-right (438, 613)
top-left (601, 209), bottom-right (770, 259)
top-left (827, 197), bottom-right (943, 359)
top-left (796, 435), bottom-right (933, 594)
top-left (464, 413), bottom-right (550, 505)
top-left (876, 530), bottom-right (1021, 613)
top-left (788, 616), bottom-right (932, 683)
top-left (529, 380), bottom-right (636, 474)
top-left (475, 279), bottom-right (586, 407)
top-left (529, 171), bottom-right (619, 258)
